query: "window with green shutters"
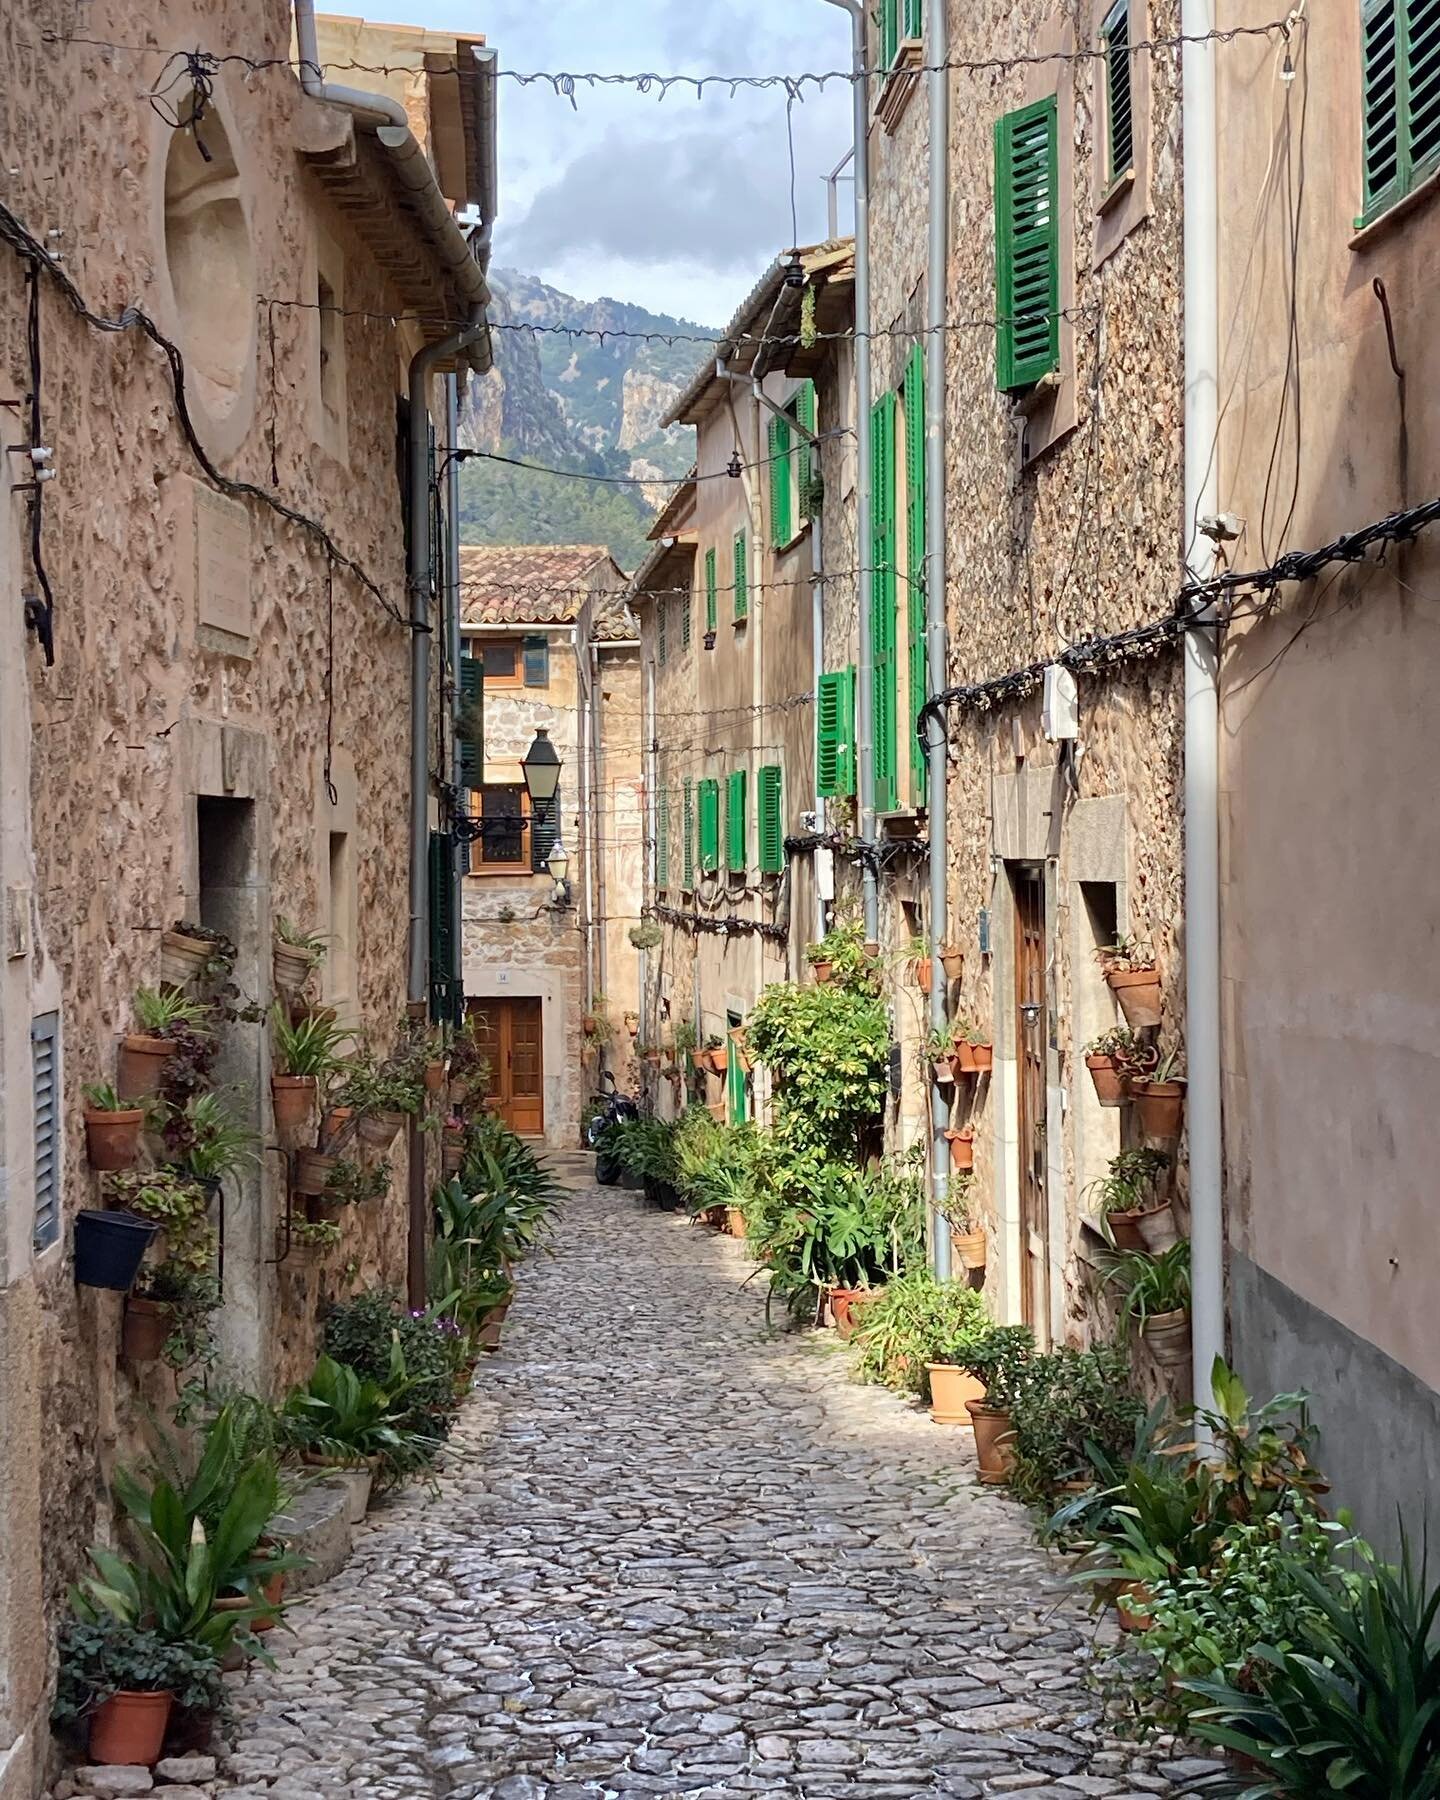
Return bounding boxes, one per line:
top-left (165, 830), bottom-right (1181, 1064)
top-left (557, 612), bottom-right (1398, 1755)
top-left (657, 597), bottom-right (668, 665)
top-left (816, 665), bottom-right (857, 798)
top-left (733, 531), bottom-right (748, 621)
top-left (1102, 0), bottom-right (1134, 187)
top-left (1360, 0), bottom-right (1440, 224)
top-left (522, 635), bottom-right (549, 687)
top-left (795, 380), bottom-right (818, 523)
top-left (530, 791), bottom-right (560, 874)
top-left (903, 345), bottom-right (927, 800)
top-left (704, 546), bottom-right (718, 634)
top-left (698, 778), bottom-right (720, 872)
top-left (681, 581), bottom-right (692, 649)
top-left (769, 414), bottom-right (793, 547)
top-left (870, 392), bottom-right (899, 815)
top-left (757, 764), bottom-right (784, 874)
top-left (457, 654), bottom-right (484, 792)
top-left (682, 778), bottom-right (696, 889)
top-left (879, 0), bottom-right (923, 66)
top-left (994, 96), bottom-right (1061, 392)
top-left (656, 784), bottom-right (670, 889)
top-left (726, 769), bottom-right (748, 872)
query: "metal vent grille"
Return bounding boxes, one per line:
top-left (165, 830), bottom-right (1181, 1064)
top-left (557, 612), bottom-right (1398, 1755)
top-left (31, 1012), bottom-right (60, 1252)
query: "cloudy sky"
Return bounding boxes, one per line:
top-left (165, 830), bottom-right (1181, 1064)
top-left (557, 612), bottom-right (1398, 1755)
top-left (381, 0), bottom-right (855, 328)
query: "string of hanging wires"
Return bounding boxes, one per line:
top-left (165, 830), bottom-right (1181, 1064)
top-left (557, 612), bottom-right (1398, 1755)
top-left (32, 20), bottom-right (1297, 92)
top-left (0, 196), bottom-right (411, 632)
top-left (447, 436), bottom-right (850, 488)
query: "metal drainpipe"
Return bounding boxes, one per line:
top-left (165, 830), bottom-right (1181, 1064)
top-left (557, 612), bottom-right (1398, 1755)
top-left (926, 0), bottom-right (952, 1282)
top-left (592, 639), bottom-right (611, 1011)
top-left (1182, 0), bottom-right (1224, 1413)
top-left (445, 374), bottom-right (464, 1001)
top-left (578, 642), bottom-right (596, 1016)
top-left (822, 0), bottom-right (876, 941)
top-left (811, 506), bottom-right (829, 953)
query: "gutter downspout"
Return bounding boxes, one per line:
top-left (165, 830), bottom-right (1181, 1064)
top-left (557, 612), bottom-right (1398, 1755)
top-left (1182, 0), bottom-right (1224, 1412)
top-left (592, 639), bottom-right (611, 1012)
top-left (822, 0), bottom-right (877, 942)
top-left (642, 650), bottom-right (658, 1052)
top-left (811, 511), bottom-right (829, 954)
top-left (578, 642), bottom-right (596, 1016)
top-left (926, 0), bottom-right (952, 1282)
top-left (445, 373), bottom-right (464, 1002)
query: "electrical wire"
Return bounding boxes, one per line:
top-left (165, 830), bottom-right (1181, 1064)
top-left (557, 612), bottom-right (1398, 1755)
top-left (455, 432), bottom-right (851, 488)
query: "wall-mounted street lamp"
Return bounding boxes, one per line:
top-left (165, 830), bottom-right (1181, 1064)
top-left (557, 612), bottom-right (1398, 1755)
top-left (547, 836), bottom-right (572, 909)
top-left (520, 726), bottom-right (561, 805)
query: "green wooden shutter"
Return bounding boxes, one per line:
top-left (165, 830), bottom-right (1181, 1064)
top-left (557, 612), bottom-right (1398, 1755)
top-left (903, 0), bottom-right (924, 40)
top-left (1362, 0), bottom-right (1440, 222)
top-left (698, 778), bottom-right (720, 872)
top-left (733, 531), bottom-right (748, 620)
top-left (428, 830), bottom-right (456, 1023)
top-left (457, 654), bottom-right (484, 792)
top-left (870, 392), bottom-right (899, 815)
top-left (769, 415), bottom-right (793, 547)
top-left (795, 381), bottom-right (818, 522)
top-left (819, 668), bottom-right (859, 797)
top-left (683, 778), bottom-right (696, 888)
top-left (757, 764), bottom-right (784, 874)
top-left (705, 547), bottom-right (718, 633)
top-left (682, 581), bottom-right (692, 649)
top-left (1102, 0), bottom-right (1134, 185)
top-left (904, 344), bottom-right (928, 800)
top-left (881, 0), bottom-right (900, 66)
top-left (530, 791), bottom-right (560, 873)
top-left (522, 635), bottom-right (549, 686)
top-left (841, 663), bottom-right (857, 796)
top-left (726, 769), bottom-right (748, 872)
top-left (726, 1010), bottom-right (748, 1124)
top-left (1409, 0), bottom-right (1440, 178)
top-left (656, 784), bottom-right (670, 889)
top-left (994, 97), bottom-right (1060, 393)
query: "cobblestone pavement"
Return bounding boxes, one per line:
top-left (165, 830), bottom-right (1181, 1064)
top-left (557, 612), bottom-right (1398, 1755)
top-left (218, 1175), bottom-right (1218, 1800)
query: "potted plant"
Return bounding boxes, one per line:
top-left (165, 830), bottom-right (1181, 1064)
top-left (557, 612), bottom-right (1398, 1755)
top-left (273, 917), bottom-right (327, 995)
top-left (1131, 1046), bottom-right (1187, 1141)
top-left (942, 1126), bottom-right (974, 1172)
top-left (806, 942), bottom-right (834, 984)
top-left (703, 1034), bottom-right (728, 1075)
top-left (335, 1052), bottom-right (423, 1152)
top-left (279, 1355), bottom-right (413, 1522)
top-left (271, 1004), bottom-right (353, 1137)
top-left (674, 1020), bottom-right (697, 1066)
top-left (82, 1082), bottom-right (147, 1170)
top-left (1082, 1025), bottom-right (1152, 1107)
top-left (926, 1027), bottom-right (957, 1083)
top-left (905, 936), bottom-right (933, 994)
top-left (52, 1617), bottom-right (220, 1767)
top-left (119, 989), bottom-right (215, 1100)
top-left (939, 940), bottom-right (964, 982)
top-left (169, 1091), bottom-right (260, 1195)
top-left (956, 1324), bottom-right (1035, 1482)
top-left (123, 1264), bottom-right (220, 1367)
top-left (1097, 935), bottom-right (1162, 1028)
top-left (107, 1165), bottom-right (210, 1236)
top-left (287, 1216), bottom-right (341, 1259)
top-left (1104, 1238), bottom-right (1192, 1372)
top-left (1084, 1147), bottom-right (1170, 1251)
top-left (73, 1209), bottom-right (160, 1290)
top-left (159, 918), bottom-right (235, 992)
top-left (951, 1017), bottom-right (977, 1072)
top-left (728, 1024), bottom-right (753, 1073)
top-left (441, 1121), bottom-right (466, 1177)
top-left (628, 920), bottom-right (663, 951)
top-left (624, 1010), bottom-right (640, 1038)
top-left (947, 1174), bottom-right (986, 1272)
top-left (966, 1031), bottom-right (994, 1073)
top-left (849, 1269), bottom-right (987, 1411)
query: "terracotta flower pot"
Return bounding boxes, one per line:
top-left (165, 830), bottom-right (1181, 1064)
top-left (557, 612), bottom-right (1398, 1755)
top-left (1105, 1206), bottom-right (1149, 1252)
top-left (954, 1038), bottom-right (977, 1073)
top-left (160, 929), bottom-right (213, 990)
top-left (940, 947), bottom-right (964, 981)
top-left (944, 1130), bottom-right (974, 1172)
top-left (811, 960), bottom-right (833, 984)
top-left (827, 1286), bottom-right (877, 1339)
top-left (1137, 1199), bottom-right (1180, 1253)
top-left (89, 1689), bottom-right (173, 1766)
top-left (969, 1042), bottom-right (993, 1073)
top-left (1132, 1078), bottom-right (1186, 1141)
top-left (321, 1106), bottom-right (354, 1142)
top-left (932, 1056), bottom-right (957, 1084)
top-left (1085, 1054), bottom-right (1128, 1108)
top-left (121, 1297), bottom-right (172, 1362)
top-left (709, 1046), bottom-right (730, 1075)
top-left (117, 1034), bottom-right (174, 1101)
top-left (292, 1148), bottom-right (337, 1197)
top-left (706, 1100), bottom-right (727, 1123)
top-left (953, 1227), bottom-right (987, 1271)
top-left (1107, 967), bottom-right (1162, 1029)
top-left (1116, 1579), bottom-right (1156, 1633)
top-left (271, 1075), bottom-right (317, 1135)
top-left (728, 1028), bottom-right (753, 1073)
top-left (423, 1061), bottom-right (446, 1094)
top-left (965, 1401), bottom-right (1016, 1483)
top-left (725, 1206), bottom-right (746, 1240)
top-left (272, 942), bottom-right (316, 995)
top-left (1142, 1308), bottom-right (1193, 1371)
top-left (357, 1110), bottom-right (405, 1152)
top-left (84, 1107), bottom-right (145, 1171)
top-left (928, 1363), bottom-right (986, 1425)
top-left (913, 957), bottom-right (933, 995)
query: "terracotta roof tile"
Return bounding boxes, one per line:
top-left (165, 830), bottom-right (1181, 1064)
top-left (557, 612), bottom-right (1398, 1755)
top-left (458, 544), bottom-right (622, 625)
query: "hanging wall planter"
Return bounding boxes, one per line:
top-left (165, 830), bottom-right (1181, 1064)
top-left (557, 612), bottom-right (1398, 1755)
top-left (292, 1148), bottom-right (338, 1197)
top-left (424, 1061), bottom-right (447, 1094)
top-left (73, 1210), bottom-right (159, 1291)
top-left (271, 1075), bottom-right (317, 1136)
top-left (939, 943), bottom-right (964, 982)
top-left (357, 1110), bottom-right (405, 1152)
top-left (1107, 967), bottom-right (1163, 1029)
top-left (83, 1101), bottom-right (146, 1171)
top-left (117, 1034), bottom-right (175, 1102)
top-left (943, 1128), bottom-right (975, 1172)
top-left (1141, 1307), bottom-right (1193, 1371)
top-left (911, 956), bottom-right (933, 995)
top-left (273, 941), bottom-right (317, 996)
top-left (728, 1026), bottom-right (753, 1073)
top-left (968, 1040), bottom-right (994, 1073)
top-left (931, 1055), bottom-right (957, 1085)
top-left (121, 1297), bottom-right (173, 1362)
top-left (160, 928), bottom-right (214, 991)
top-left (954, 1227), bottom-right (987, 1272)
top-left (1085, 1054), bottom-right (1128, 1107)
top-left (1132, 1077), bottom-right (1187, 1141)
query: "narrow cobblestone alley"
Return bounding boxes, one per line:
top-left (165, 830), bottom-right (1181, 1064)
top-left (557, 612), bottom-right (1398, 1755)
top-left (224, 1177), bottom-right (1212, 1800)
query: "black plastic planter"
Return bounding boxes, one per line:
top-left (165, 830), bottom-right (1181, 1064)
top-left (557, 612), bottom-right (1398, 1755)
top-left (74, 1209), bottom-right (159, 1291)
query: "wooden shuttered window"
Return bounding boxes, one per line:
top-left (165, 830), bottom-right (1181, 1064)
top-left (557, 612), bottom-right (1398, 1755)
top-left (870, 392), bottom-right (899, 816)
top-left (882, 0), bottom-right (923, 68)
top-left (522, 635), bottom-right (549, 687)
top-left (994, 96), bottom-right (1061, 393)
top-left (705, 547), bottom-right (718, 634)
top-left (733, 531), bottom-right (748, 621)
top-left (1361, 0), bottom-right (1440, 224)
top-left (31, 1013), bottom-right (60, 1252)
top-left (795, 380), bottom-right (818, 523)
top-left (698, 778), bottom-right (720, 872)
top-left (427, 830), bottom-right (457, 1023)
top-left (682, 778), bottom-right (696, 889)
top-left (769, 414), bottom-right (793, 547)
top-left (657, 597), bottom-right (668, 665)
top-left (903, 344), bottom-right (928, 800)
top-left (656, 784), bottom-right (670, 889)
top-left (816, 666), bottom-right (857, 798)
top-left (757, 764), bottom-right (784, 874)
top-left (726, 769), bottom-right (748, 872)
top-left (530, 792), bottom-right (560, 873)
top-left (904, 0), bottom-right (923, 35)
top-left (457, 654), bottom-right (484, 793)
top-left (681, 580), bottom-right (692, 649)
top-left (1102, 0), bottom-right (1134, 187)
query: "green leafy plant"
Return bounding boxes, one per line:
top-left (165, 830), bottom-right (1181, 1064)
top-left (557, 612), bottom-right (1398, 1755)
top-left (750, 1158), bottom-right (925, 1323)
top-left (168, 1090), bottom-right (260, 1186)
top-left (1006, 1342), bottom-right (1146, 1504)
top-left (291, 1217), bottom-right (341, 1249)
top-left (746, 978), bottom-right (890, 1160)
top-left (673, 1020), bottom-right (697, 1055)
top-left (52, 1616), bottom-right (228, 1735)
top-left (270, 1003), bottom-right (355, 1079)
top-left (275, 917), bottom-right (328, 961)
top-left (1082, 1025), bottom-right (1156, 1072)
top-left (279, 1354), bottom-right (426, 1477)
top-left (135, 987), bottom-right (216, 1037)
top-left (1177, 1358), bottom-right (1329, 1523)
top-left (1103, 1238), bottom-right (1192, 1330)
top-left (323, 1158), bottom-right (391, 1207)
top-left (132, 1262), bottom-right (221, 1370)
top-left (323, 1289), bottom-right (463, 1448)
top-left (952, 1323), bottom-right (1036, 1412)
top-left (628, 921), bottom-right (663, 950)
top-left (334, 1051), bottom-right (424, 1119)
top-left (851, 1269), bottom-right (989, 1395)
top-left (106, 1168), bottom-right (211, 1249)
top-left (1095, 933), bottom-right (1155, 972)
top-left (83, 1081), bottom-right (136, 1113)
top-left (803, 915), bottom-right (876, 989)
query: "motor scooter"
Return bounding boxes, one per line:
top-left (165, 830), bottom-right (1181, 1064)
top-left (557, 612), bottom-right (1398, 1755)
top-left (585, 1071), bottom-right (639, 1185)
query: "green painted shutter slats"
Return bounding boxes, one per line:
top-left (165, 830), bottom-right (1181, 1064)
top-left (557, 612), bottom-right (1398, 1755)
top-left (870, 392), bottom-right (899, 816)
top-left (1365, 0), bottom-right (1402, 210)
top-left (1102, 0), bottom-right (1134, 184)
top-left (656, 786), bottom-right (670, 889)
top-left (698, 778), bottom-right (720, 872)
top-left (682, 778), bottom-right (696, 888)
top-left (530, 791), bottom-right (560, 873)
top-left (657, 598), bottom-right (668, 665)
top-left (817, 667), bottom-right (857, 797)
top-left (1363, 0), bottom-right (1440, 220)
top-left (995, 96), bottom-right (1060, 392)
top-left (1411, 0), bottom-right (1440, 170)
top-left (881, 0), bottom-right (900, 66)
top-left (733, 531), bottom-right (748, 620)
top-left (769, 415), bottom-right (793, 547)
top-left (726, 769), bottom-right (748, 872)
top-left (457, 654), bottom-right (484, 792)
top-left (795, 381), bottom-right (818, 521)
top-left (757, 764), bottom-right (784, 873)
top-left (903, 0), bottom-right (924, 39)
top-left (705, 546), bottom-right (718, 633)
top-left (522, 635), bottom-right (549, 687)
top-left (681, 580), bottom-right (692, 648)
top-left (904, 344), bottom-right (928, 800)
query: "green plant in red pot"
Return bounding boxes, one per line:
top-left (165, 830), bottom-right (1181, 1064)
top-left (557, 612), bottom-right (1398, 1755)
top-left (52, 1616), bottom-right (225, 1766)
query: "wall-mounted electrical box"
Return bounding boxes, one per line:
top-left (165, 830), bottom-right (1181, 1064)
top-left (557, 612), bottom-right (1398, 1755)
top-left (1042, 664), bottom-right (1079, 740)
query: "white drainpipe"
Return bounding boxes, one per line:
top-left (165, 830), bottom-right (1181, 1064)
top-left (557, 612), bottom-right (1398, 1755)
top-left (1182, 0), bottom-right (1224, 1409)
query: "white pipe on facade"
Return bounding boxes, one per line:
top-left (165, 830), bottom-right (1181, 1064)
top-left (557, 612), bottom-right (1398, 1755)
top-left (925, 0), bottom-right (952, 1282)
top-left (1181, 0), bottom-right (1224, 1408)
top-left (810, 514), bottom-right (829, 952)
top-left (822, 0), bottom-right (877, 942)
top-left (578, 646), bottom-right (597, 1016)
top-left (445, 373), bottom-right (464, 1000)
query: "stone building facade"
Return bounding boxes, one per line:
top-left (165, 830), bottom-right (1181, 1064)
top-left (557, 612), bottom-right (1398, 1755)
top-left (0, 6), bottom-right (495, 1788)
top-left (457, 545), bottom-right (635, 1149)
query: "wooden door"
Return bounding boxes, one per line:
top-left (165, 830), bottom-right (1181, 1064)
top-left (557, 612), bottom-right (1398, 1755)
top-left (468, 998), bottom-right (544, 1136)
top-left (1013, 867), bottom-right (1051, 1345)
